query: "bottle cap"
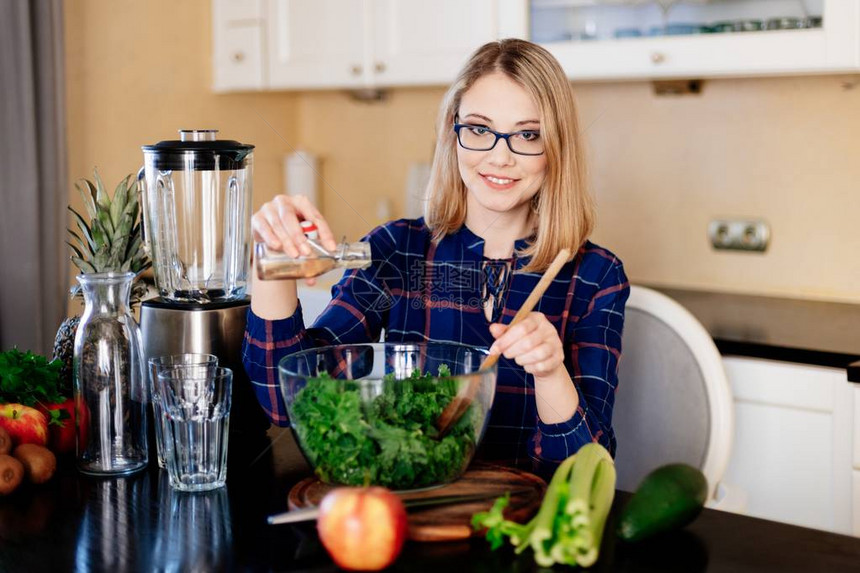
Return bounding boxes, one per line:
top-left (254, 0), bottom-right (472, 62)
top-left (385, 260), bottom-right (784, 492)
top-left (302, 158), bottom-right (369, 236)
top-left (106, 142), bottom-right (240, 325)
top-left (300, 220), bottom-right (319, 239)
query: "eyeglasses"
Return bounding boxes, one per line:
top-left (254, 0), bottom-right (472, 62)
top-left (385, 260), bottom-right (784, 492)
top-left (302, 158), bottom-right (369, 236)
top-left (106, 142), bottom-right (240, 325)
top-left (453, 123), bottom-right (545, 156)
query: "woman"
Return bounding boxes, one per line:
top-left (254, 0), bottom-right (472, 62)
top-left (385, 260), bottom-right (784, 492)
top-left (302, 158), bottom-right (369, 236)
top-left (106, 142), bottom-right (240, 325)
top-left (243, 39), bottom-right (629, 473)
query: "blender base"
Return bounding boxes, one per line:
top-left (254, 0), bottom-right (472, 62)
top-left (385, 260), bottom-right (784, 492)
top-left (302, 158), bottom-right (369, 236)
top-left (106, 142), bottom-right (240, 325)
top-left (140, 296), bottom-right (271, 463)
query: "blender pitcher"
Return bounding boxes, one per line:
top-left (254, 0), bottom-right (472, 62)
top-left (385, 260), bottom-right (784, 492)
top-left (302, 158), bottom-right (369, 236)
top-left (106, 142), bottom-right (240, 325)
top-left (140, 129), bottom-right (254, 303)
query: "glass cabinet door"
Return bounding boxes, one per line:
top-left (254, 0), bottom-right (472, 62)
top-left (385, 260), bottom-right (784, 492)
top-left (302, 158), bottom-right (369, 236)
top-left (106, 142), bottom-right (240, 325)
top-left (528, 0), bottom-right (858, 79)
top-left (532, 0), bottom-right (824, 43)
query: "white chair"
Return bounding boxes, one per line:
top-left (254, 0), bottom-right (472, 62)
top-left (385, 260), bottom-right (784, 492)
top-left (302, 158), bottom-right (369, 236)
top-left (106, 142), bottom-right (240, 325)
top-left (614, 285), bottom-right (745, 511)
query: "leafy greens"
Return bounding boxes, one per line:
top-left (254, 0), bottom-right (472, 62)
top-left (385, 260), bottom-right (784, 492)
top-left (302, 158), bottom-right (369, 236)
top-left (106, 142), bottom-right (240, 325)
top-left (0, 348), bottom-right (66, 407)
top-left (290, 364), bottom-right (477, 489)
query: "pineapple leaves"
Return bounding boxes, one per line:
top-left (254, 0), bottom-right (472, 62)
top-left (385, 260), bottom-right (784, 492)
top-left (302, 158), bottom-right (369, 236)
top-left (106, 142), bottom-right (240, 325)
top-left (65, 170), bottom-right (150, 284)
top-left (93, 169), bottom-right (111, 213)
top-left (96, 202), bottom-right (114, 236)
top-left (66, 229), bottom-right (91, 257)
top-left (68, 207), bottom-right (96, 253)
top-left (65, 240), bottom-right (86, 261)
top-left (75, 179), bottom-right (99, 222)
top-left (71, 256), bottom-right (97, 274)
top-left (110, 174), bottom-right (133, 230)
top-left (90, 217), bottom-right (112, 257)
top-left (92, 241), bottom-right (112, 271)
top-left (125, 232), bottom-right (144, 271)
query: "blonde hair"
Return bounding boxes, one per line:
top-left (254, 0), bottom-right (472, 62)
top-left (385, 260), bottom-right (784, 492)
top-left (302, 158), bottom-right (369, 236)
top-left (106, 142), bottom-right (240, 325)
top-left (424, 39), bottom-right (594, 272)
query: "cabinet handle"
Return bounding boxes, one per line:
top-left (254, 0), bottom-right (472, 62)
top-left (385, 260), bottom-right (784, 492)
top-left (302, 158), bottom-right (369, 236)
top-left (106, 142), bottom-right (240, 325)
top-left (232, 51), bottom-right (246, 63)
top-left (651, 52), bottom-right (666, 64)
top-left (374, 62), bottom-right (386, 74)
top-left (350, 64), bottom-right (362, 76)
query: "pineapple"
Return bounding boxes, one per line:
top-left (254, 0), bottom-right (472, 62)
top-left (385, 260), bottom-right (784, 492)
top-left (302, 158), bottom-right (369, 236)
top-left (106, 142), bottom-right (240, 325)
top-left (52, 170), bottom-right (151, 393)
top-left (51, 316), bottom-right (80, 396)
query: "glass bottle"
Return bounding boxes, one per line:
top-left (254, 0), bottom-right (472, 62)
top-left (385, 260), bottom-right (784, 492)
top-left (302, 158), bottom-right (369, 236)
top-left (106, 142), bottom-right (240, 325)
top-left (74, 272), bottom-right (148, 475)
top-left (254, 222), bottom-right (372, 280)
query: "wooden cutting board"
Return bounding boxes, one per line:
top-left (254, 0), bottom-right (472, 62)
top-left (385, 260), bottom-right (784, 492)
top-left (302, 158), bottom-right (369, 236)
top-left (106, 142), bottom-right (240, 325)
top-left (288, 463), bottom-right (546, 542)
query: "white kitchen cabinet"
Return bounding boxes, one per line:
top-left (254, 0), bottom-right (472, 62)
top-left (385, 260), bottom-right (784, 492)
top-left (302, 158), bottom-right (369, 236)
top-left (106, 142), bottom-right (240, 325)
top-left (265, 0), bottom-right (367, 90)
top-left (267, 0), bottom-right (521, 90)
top-left (722, 356), bottom-right (855, 535)
top-left (213, 0), bottom-right (525, 92)
top-left (212, 0), bottom-right (266, 91)
top-left (854, 386), bottom-right (860, 535)
top-left (527, 0), bottom-right (860, 80)
top-left (368, 0), bottom-right (504, 88)
top-left (854, 470), bottom-right (860, 536)
top-left (854, 385), bottom-right (860, 467)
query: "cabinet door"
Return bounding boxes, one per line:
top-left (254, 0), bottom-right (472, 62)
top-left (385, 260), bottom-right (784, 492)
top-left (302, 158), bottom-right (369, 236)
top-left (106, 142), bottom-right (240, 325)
top-left (722, 357), bottom-right (854, 535)
top-left (854, 386), bottom-right (860, 469)
top-left (854, 470), bottom-right (860, 536)
top-left (212, 0), bottom-right (265, 92)
top-left (267, 0), bottom-right (368, 89)
top-left (370, 0), bottom-right (500, 87)
top-left (532, 0), bottom-right (860, 80)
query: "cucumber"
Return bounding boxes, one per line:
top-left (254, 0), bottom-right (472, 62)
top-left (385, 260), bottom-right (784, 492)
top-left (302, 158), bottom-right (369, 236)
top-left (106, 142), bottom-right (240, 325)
top-left (617, 463), bottom-right (708, 543)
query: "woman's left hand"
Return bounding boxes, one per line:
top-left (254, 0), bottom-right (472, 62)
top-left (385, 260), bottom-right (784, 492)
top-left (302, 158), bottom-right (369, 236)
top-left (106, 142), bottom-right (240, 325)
top-left (488, 312), bottom-right (565, 379)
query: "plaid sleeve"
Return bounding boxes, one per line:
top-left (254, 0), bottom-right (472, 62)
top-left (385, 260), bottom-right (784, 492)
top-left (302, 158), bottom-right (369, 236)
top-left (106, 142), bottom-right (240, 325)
top-left (531, 259), bottom-right (630, 462)
top-left (241, 225), bottom-right (395, 426)
top-left (241, 303), bottom-right (316, 426)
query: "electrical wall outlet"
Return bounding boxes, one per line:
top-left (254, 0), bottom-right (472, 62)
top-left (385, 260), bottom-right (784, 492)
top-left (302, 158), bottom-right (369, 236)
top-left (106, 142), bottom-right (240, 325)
top-left (708, 218), bottom-right (770, 252)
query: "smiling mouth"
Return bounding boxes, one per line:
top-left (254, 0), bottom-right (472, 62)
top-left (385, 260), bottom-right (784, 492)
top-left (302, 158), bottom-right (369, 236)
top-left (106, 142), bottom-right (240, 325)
top-left (481, 174), bottom-right (518, 185)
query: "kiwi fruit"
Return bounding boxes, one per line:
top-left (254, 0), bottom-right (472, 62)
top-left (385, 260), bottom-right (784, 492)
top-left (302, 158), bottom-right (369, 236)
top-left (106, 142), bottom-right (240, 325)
top-left (0, 454), bottom-right (24, 495)
top-left (0, 427), bottom-right (11, 455)
top-left (13, 444), bottom-right (57, 485)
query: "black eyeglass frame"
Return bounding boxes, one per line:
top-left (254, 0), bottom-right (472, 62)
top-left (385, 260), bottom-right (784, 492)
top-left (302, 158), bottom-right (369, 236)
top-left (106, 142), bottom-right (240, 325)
top-left (452, 123), bottom-right (545, 156)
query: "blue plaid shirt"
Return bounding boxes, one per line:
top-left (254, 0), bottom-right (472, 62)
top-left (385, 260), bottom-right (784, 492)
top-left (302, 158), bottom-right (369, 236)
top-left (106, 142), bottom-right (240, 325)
top-left (243, 218), bottom-right (629, 473)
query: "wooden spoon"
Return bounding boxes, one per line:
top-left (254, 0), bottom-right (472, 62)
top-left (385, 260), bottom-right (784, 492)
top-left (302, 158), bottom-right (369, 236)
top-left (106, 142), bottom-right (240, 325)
top-left (435, 248), bottom-right (572, 437)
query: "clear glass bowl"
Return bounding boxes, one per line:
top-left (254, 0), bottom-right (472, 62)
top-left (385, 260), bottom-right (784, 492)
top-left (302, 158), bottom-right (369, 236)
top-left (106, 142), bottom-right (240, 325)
top-left (279, 342), bottom-right (497, 490)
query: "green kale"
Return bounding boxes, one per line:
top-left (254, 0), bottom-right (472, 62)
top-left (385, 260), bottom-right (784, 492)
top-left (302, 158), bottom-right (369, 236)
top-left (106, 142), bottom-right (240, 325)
top-left (290, 364), bottom-right (477, 489)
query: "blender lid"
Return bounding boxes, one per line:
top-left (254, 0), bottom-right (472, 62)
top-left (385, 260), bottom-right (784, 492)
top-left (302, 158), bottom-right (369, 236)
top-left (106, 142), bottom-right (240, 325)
top-left (142, 129), bottom-right (255, 170)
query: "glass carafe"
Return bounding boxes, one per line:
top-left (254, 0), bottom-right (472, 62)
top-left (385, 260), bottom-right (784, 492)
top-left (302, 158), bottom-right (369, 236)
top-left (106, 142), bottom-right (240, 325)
top-left (74, 272), bottom-right (148, 475)
top-left (140, 129), bottom-right (253, 303)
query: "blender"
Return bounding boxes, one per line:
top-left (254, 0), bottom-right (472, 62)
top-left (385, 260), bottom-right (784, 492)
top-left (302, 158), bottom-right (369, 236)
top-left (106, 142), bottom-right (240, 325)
top-left (138, 129), bottom-right (270, 460)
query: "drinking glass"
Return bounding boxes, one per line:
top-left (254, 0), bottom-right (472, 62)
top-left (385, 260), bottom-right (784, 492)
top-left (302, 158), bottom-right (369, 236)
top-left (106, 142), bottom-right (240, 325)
top-left (148, 354), bottom-right (218, 468)
top-left (155, 366), bottom-right (232, 492)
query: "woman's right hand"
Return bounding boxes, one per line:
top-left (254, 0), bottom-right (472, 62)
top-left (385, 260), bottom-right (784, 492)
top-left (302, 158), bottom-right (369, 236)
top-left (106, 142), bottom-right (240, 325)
top-left (251, 194), bottom-right (338, 286)
top-left (252, 194), bottom-right (338, 257)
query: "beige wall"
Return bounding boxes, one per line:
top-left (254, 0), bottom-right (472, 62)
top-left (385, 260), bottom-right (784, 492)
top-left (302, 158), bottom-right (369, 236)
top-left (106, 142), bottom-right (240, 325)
top-left (295, 88), bottom-right (444, 239)
top-left (577, 77), bottom-right (860, 303)
top-left (65, 0), bottom-right (860, 305)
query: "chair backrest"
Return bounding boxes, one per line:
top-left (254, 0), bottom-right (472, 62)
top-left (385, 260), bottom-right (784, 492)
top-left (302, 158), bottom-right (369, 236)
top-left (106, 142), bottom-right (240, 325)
top-left (614, 285), bottom-right (733, 500)
top-left (297, 284), bottom-right (333, 325)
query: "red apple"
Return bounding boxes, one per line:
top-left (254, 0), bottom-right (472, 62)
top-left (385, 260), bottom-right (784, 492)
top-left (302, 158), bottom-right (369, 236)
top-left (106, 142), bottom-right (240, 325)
top-left (38, 398), bottom-right (76, 455)
top-left (75, 395), bottom-right (90, 452)
top-left (316, 487), bottom-right (408, 571)
top-left (0, 404), bottom-right (48, 447)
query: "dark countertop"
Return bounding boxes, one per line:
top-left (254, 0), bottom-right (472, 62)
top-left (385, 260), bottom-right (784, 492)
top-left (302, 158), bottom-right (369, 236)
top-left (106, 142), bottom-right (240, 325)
top-left (648, 286), bottom-right (860, 377)
top-left (2, 429), bottom-right (860, 572)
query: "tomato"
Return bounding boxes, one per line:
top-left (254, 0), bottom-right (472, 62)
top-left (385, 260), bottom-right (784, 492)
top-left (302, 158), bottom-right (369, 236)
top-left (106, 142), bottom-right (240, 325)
top-left (39, 398), bottom-right (77, 455)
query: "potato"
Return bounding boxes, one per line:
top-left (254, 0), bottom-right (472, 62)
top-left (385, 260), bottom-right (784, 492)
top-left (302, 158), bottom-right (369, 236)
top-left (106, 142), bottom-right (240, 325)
top-left (0, 454), bottom-right (24, 495)
top-left (0, 427), bottom-right (11, 455)
top-left (13, 444), bottom-right (57, 484)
